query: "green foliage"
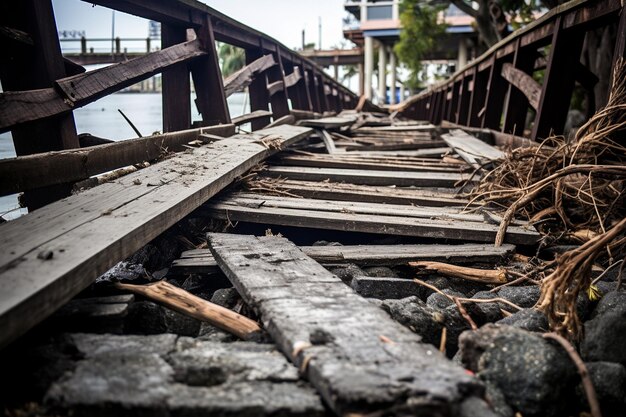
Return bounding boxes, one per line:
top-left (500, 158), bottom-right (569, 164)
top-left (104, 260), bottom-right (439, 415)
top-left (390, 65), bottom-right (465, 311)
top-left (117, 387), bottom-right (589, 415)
top-left (501, 0), bottom-right (541, 30)
top-left (218, 43), bottom-right (245, 78)
top-left (394, 0), bottom-right (447, 89)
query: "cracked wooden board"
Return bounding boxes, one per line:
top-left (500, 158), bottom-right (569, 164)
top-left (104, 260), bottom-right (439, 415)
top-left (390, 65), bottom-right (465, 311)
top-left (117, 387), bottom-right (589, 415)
top-left (207, 233), bottom-right (484, 415)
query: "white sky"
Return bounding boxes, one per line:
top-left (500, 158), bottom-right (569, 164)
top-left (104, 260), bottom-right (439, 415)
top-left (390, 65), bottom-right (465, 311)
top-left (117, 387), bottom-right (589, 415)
top-left (52, 0), bottom-right (350, 50)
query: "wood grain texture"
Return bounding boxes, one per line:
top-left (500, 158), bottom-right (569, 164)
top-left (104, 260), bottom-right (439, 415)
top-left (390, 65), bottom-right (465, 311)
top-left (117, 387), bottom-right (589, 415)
top-left (501, 62), bottom-right (541, 110)
top-left (0, 125), bottom-right (312, 349)
top-left (442, 129), bottom-right (504, 167)
top-left (0, 124), bottom-right (235, 195)
top-left (223, 54), bottom-right (276, 97)
top-left (172, 242), bottom-right (516, 274)
top-left (207, 233), bottom-right (483, 415)
top-left (115, 280), bottom-right (262, 340)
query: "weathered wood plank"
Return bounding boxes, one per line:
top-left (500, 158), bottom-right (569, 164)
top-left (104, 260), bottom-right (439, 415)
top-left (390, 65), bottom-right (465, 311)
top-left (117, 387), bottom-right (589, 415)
top-left (298, 116), bottom-right (357, 129)
top-left (0, 124), bottom-right (235, 196)
top-left (207, 233), bottom-right (483, 415)
top-left (283, 66), bottom-right (302, 88)
top-left (344, 147), bottom-right (451, 158)
top-left (0, 125), bottom-right (313, 349)
top-left (442, 129), bottom-right (504, 167)
top-left (315, 129), bottom-right (337, 154)
top-left (172, 242), bottom-right (516, 274)
top-left (205, 203), bottom-right (539, 244)
top-left (262, 166), bottom-right (474, 187)
top-left (223, 53), bottom-right (275, 97)
top-left (274, 154), bottom-right (469, 172)
top-left (231, 110), bottom-right (273, 126)
top-left (501, 62), bottom-right (541, 110)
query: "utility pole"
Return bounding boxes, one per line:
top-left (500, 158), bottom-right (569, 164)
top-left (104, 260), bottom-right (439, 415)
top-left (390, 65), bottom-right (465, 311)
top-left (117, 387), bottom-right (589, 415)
top-left (302, 29), bottom-right (305, 50)
top-left (111, 10), bottom-right (115, 56)
top-left (318, 17), bottom-right (322, 50)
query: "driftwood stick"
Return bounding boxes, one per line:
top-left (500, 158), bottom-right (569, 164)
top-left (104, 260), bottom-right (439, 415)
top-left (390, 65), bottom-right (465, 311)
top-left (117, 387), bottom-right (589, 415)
top-left (410, 261), bottom-right (507, 284)
top-left (114, 280), bottom-right (262, 340)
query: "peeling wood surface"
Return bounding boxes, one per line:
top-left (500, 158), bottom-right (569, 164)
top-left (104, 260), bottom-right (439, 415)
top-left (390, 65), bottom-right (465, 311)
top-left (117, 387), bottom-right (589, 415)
top-left (207, 233), bottom-right (483, 415)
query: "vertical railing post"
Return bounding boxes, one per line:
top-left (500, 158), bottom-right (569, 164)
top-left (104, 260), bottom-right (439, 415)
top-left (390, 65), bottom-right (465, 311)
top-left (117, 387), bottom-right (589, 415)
top-left (267, 42), bottom-right (290, 119)
top-left (0, 0), bottom-right (79, 209)
top-left (531, 16), bottom-right (585, 140)
top-left (456, 69), bottom-right (473, 125)
top-left (468, 67), bottom-right (488, 127)
top-left (306, 66), bottom-right (321, 113)
top-left (161, 24), bottom-right (191, 132)
top-left (502, 39), bottom-right (535, 135)
top-left (190, 16), bottom-right (230, 126)
top-left (245, 45), bottom-right (271, 130)
top-left (482, 55), bottom-right (510, 129)
top-left (299, 59), bottom-right (314, 111)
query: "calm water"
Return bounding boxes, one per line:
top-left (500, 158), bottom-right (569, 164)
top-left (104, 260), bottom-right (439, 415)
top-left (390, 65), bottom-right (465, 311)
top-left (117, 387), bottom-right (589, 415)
top-left (0, 92), bottom-right (250, 220)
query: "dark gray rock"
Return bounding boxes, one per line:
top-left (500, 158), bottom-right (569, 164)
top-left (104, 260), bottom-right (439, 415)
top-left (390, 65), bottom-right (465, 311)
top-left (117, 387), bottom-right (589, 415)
top-left (581, 297), bottom-right (626, 365)
top-left (457, 396), bottom-right (499, 417)
top-left (484, 384), bottom-right (515, 417)
top-left (210, 287), bottom-right (241, 309)
top-left (69, 333), bottom-right (178, 358)
top-left (496, 309), bottom-right (548, 332)
top-left (426, 289), bottom-right (465, 310)
top-left (45, 353), bottom-right (174, 415)
top-left (595, 281), bottom-right (618, 297)
top-left (312, 240), bottom-right (342, 246)
top-left (496, 286), bottom-right (540, 308)
top-left (591, 289), bottom-right (626, 319)
top-left (162, 308), bottom-right (201, 337)
top-left (576, 362), bottom-right (626, 417)
top-left (96, 261), bottom-right (146, 284)
top-left (458, 324), bottom-right (576, 417)
top-left (362, 266), bottom-right (398, 278)
top-left (197, 323), bottom-right (238, 343)
top-left (469, 291), bottom-right (503, 324)
top-left (381, 296), bottom-right (443, 346)
top-left (351, 276), bottom-right (422, 299)
top-left (125, 301), bottom-right (167, 334)
top-left (329, 263), bottom-right (366, 284)
top-left (441, 305), bottom-right (471, 357)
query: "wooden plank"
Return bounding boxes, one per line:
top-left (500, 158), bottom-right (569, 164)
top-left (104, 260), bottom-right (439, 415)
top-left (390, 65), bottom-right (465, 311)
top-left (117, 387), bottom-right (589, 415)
top-left (213, 192), bottom-right (501, 223)
top-left (342, 140), bottom-right (447, 152)
top-left (223, 54), bottom-right (275, 97)
top-left (0, 125), bottom-right (313, 349)
top-left (283, 66), bottom-right (302, 88)
top-left (0, 89), bottom-right (72, 134)
top-left (231, 110), bottom-right (273, 126)
top-left (344, 147), bottom-right (452, 158)
top-left (207, 233), bottom-right (483, 414)
top-left (245, 48), bottom-right (272, 131)
top-left (205, 203), bottom-right (539, 244)
top-left (274, 155), bottom-right (469, 173)
top-left (0, 124), bottom-right (235, 196)
top-left (298, 116), bottom-right (356, 129)
top-left (441, 129), bottom-right (504, 167)
top-left (316, 129), bottom-right (337, 154)
top-left (501, 62), bottom-right (541, 110)
top-left (172, 242), bottom-right (516, 274)
top-left (262, 166), bottom-right (474, 187)
top-left (267, 80), bottom-right (285, 96)
top-left (245, 179), bottom-right (470, 207)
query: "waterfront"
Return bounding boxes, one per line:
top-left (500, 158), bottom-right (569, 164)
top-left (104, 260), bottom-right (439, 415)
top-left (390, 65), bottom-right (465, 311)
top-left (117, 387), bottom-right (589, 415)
top-left (0, 91), bottom-right (249, 219)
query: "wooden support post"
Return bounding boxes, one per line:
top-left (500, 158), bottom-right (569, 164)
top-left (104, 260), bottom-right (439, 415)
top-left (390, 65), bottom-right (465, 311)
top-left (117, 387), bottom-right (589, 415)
top-left (531, 16), bottom-right (584, 140)
top-left (161, 24), bottom-right (191, 132)
top-left (299, 59), bottom-right (314, 111)
top-left (609, 3), bottom-right (626, 91)
top-left (262, 42), bottom-right (289, 119)
top-left (316, 72), bottom-right (329, 112)
top-left (468, 68), bottom-right (488, 127)
top-left (283, 62), bottom-right (303, 109)
top-left (0, 0), bottom-right (79, 209)
top-left (502, 40), bottom-right (535, 135)
top-left (482, 56), bottom-right (509, 129)
top-left (306, 67), bottom-right (321, 113)
top-left (457, 70), bottom-right (473, 125)
top-left (245, 47), bottom-right (271, 130)
top-left (189, 17), bottom-right (230, 126)
top-left (448, 80), bottom-right (461, 122)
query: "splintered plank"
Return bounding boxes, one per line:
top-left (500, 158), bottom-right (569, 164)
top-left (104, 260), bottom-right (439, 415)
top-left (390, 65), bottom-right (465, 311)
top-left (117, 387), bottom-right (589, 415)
top-left (205, 202), bottom-right (539, 244)
top-left (207, 234), bottom-right (483, 414)
top-left (262, 166), bottom-right (474, 187)
top-left (0, 125), bottom-right (312, 349)
top-left (246, 179), bottom-right (469, 207)
top-left (171, 242), bottom-right (516, 274)
top-left (345, 147), bottom-right (451, 158)
top-left (442, 129), bottom-right (504, 166)
top-left (274, 154), bottom-right (470, 172)
top-left (298, 116), bottom-right (357, 129)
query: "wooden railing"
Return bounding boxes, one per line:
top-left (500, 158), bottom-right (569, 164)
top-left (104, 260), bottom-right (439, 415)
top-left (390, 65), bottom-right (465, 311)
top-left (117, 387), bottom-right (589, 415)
top-left (395, 0), bottom-right (626, 142)
top-left (0, 0), bottom-right (367, 209)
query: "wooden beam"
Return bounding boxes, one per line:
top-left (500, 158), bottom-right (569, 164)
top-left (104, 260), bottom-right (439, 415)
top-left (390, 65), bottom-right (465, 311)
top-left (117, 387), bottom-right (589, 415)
top-left (172, 242), bottom-right (515, 274)
top-left (207, 233), bottom-right (483, 415)
top-left (0, 124), bottom-right (235, 196)
top-left (161, 25), bottom-right (192, 132)
top-left (231, 110), bottom-right (273, 126)
top-left (0, 125), bottom-right (312, 349)
top-left (205, 202), bottom-right (538, 244)
top-left (261, 166), bottom-right (474, 187)
top-left (245, 47), bottom-right (272, 131)
top-left (223, 54), bottom-right (275, 97)
top-left (502, 41), bottom-right (537, 135)
top-left (441, 129), bottom-right (504, 167)
top-left (501, 63), bottom-right (541, 110)
top-left (190, 17), bottom-right (231, 125)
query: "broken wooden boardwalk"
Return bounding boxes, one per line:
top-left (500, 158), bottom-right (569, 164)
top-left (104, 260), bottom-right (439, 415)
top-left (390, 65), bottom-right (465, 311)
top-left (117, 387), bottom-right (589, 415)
top-left (208, 233), bottom-right (483, 415)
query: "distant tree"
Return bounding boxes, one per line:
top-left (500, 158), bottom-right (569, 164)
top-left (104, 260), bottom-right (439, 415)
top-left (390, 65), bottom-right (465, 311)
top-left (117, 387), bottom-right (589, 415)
top-left (218, 43), bottom-right (245, 78)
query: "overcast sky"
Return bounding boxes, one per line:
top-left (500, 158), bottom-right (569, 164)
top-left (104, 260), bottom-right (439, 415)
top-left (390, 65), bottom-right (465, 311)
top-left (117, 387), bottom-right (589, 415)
top-left (52, 0), bottom-right (349, 50)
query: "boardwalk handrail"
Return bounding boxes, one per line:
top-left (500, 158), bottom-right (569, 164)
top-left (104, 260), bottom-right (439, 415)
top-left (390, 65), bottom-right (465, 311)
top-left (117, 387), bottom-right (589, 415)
top-left (393, 0), bottom-right (626, 141)
top-left (0, 0), bottom-right (372, 209)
